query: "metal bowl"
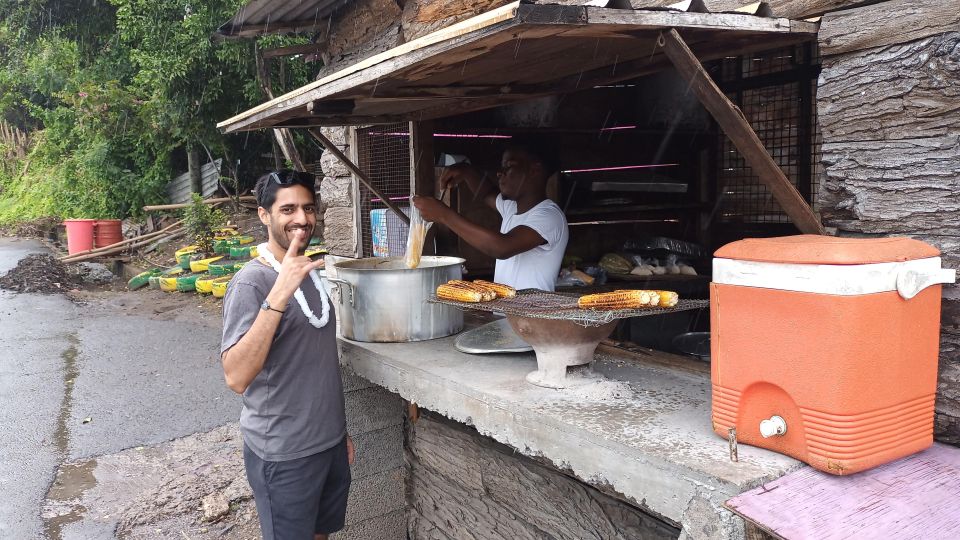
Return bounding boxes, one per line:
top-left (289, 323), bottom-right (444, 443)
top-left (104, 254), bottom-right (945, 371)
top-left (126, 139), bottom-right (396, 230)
top-left (672, 332), bottom-right (711, 362)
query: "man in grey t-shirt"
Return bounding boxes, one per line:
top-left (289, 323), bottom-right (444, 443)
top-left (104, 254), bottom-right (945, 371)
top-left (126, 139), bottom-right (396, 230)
top-left (221, 170), bottom-right (353, 540)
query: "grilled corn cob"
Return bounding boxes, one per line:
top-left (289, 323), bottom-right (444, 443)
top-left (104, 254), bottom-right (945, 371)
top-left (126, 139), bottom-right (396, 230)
top-left (577, 290), bottom-right (662, 310)
top-left (654, 290), bottom-right (679, 307)
top-left (446, 280), bottom-right (497, 301)
top-left (437, 283), bottom-right (485, 303)
top-left (474, 280), bottom-right (516, 299)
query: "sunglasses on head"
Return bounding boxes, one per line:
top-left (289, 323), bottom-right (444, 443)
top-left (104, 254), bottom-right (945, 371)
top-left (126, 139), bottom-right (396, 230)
top-left (269, 170), bottom-right (314, 187)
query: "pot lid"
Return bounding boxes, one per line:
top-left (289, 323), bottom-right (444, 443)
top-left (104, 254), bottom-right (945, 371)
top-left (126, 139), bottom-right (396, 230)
top-left (714, 235), bottom-right (940, 265)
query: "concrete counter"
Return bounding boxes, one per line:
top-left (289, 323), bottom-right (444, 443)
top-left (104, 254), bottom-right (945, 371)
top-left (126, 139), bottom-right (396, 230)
top-left (338, 332), bottom-right (801, 538)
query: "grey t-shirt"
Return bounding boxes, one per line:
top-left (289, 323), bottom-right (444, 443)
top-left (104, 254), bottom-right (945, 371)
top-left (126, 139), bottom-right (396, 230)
top-left (220, 260), bottom-right (345, 462)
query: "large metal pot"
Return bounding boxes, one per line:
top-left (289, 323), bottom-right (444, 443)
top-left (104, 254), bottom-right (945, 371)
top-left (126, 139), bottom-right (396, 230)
top-left (327, 256), bottom-right (465, 342)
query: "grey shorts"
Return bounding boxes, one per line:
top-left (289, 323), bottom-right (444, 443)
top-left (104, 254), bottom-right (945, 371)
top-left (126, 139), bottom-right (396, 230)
top-left (243, 438), bottom-right (351, 539)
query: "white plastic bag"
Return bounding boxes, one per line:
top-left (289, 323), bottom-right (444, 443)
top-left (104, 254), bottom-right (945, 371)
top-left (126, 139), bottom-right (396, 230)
top-left (403, 198), bottom-right (432, 269)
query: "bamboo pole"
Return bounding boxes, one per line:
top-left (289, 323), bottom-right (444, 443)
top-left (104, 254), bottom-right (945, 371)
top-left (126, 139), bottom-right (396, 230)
top-left (143, 196), bottom-right (255, 212)
top-left (61, 225), bottom-right (185, 264)
top-left (60, 220), bottom-right (183, 261)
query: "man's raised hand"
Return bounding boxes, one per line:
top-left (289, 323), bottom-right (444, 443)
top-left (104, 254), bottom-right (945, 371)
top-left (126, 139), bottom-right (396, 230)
top-left (439, 163), bottom-right (479, 192)
top-left (271, 230), bottom-right (324, 306)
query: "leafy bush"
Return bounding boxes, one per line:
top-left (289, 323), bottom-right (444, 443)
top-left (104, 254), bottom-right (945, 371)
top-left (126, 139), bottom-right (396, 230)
top-left (181, 193), bottom-right (226, 255)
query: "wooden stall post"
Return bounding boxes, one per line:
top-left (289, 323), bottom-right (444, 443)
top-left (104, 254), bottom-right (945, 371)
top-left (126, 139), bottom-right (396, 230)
top-left (409, 121), bottom-right (440, 255)
top-left (409, 121), bottom-right (436, 198)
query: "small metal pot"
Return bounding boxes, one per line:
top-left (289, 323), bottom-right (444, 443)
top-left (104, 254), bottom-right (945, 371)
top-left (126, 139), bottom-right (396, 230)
top-left (328, 256), bottom-right (465, 342)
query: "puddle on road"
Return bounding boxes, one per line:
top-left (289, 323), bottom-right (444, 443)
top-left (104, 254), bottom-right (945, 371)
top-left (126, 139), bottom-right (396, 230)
top-left (43, 332), bottom-right (100, 540)
top-left (43, 460), bottom-right (98, 540)
top-left (52, 333), bottom-right (79, 457)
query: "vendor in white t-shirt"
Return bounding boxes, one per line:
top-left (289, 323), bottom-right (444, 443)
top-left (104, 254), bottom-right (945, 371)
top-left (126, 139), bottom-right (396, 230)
top-left (413, 141), bottom-right (569, 292)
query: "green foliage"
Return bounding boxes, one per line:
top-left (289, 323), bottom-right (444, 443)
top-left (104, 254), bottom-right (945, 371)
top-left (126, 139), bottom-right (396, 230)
top-left (181, 193), bottom-right (226, 254)
top-left (0, 0), bottom-right (316, 226)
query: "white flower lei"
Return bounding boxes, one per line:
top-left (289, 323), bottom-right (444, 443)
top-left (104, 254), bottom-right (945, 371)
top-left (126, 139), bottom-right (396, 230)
top-left (257, 242), bottom-right (330, 328)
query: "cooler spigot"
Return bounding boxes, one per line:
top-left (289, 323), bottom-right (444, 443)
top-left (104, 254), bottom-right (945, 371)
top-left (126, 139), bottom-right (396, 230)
top-left (759, 415), bottom-right (787, 438)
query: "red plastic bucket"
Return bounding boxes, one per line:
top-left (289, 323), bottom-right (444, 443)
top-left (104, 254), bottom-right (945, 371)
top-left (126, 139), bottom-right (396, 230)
top-left (94, 219), bottom-right (123, 248)
top-left (64, 219), bottom-right (96, 255)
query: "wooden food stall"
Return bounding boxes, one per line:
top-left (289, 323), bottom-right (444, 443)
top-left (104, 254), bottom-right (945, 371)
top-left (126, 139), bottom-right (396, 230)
top-left (215, 1), bottom-right (854, 538)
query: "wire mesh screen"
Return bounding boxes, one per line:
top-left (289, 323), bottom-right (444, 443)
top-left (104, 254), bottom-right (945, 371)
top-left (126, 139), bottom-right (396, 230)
top-left (713, 43), bottom-right (821, 224)
top-left (355, 123), bottom-right (412, 258)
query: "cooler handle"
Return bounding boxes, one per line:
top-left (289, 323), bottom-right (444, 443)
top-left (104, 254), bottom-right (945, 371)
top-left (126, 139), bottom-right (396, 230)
top-left (896, 267), bottom-right (956, 299)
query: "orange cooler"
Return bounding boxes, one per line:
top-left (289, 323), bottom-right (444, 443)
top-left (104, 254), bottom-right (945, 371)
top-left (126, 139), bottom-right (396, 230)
top-left (711, 235), bottom-right (956, 475)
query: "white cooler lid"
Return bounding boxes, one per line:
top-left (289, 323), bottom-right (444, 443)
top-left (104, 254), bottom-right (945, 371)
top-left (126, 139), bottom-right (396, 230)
top-left (713, 235), bottom-right (955, 297)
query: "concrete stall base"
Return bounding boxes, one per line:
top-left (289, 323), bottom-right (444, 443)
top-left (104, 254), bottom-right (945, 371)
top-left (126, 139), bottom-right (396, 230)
top-left (338, 334), bottom-right (802, 540)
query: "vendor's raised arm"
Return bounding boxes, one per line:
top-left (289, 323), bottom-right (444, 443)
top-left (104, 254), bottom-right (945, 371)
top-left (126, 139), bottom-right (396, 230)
top-left (439, 163), bottom-right (497, 210)
top-left (413, 195), bottom-right (547, 260)
top-left (417, 139), bottom-right (568, 292)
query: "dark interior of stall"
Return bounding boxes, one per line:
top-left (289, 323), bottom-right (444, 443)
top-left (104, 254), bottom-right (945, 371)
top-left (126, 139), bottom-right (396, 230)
top-left (354, 43), bottom-right (820, 359)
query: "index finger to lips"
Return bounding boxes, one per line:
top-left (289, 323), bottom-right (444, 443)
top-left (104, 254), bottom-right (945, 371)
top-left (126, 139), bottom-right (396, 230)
top-left (286, 230), bottom-right (305, 254)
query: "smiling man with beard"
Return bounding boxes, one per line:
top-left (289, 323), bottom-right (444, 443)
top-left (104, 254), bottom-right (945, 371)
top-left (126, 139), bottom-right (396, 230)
top-left (220, 170), bottom-right (354, 540)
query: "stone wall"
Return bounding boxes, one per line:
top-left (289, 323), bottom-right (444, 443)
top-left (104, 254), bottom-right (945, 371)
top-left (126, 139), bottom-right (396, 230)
top-left (317, 126), bottom-right (358, 257)
top-left (405, 411), bottom-right (680, 540)
top-left (815, 0), bottom-right (960, 443)
top-left (334, 366), bottom-right (406, 539)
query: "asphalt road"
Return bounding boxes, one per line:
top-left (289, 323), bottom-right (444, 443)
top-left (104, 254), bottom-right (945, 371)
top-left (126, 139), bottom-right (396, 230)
top-left (0, 238), bottom-right (241, 539)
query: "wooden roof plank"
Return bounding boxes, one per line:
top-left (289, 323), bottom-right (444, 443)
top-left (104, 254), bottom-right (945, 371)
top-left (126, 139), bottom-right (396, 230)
top-left (218, 2), bottom-right (523, 131)
top-left (218, 3), bottom-right (819, 133)
top-left (586, 7), bottom-right (817, 32)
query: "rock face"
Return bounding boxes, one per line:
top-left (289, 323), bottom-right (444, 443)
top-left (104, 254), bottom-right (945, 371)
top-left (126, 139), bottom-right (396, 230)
top-left (319, 0), bottom-right (402, 76)
top-left (322, 206), bottom-right (358, 257)
top-left (817, 2), bottom-right (959, 444)
top-left (400, 0), bottom-right (513, 41)
top-left (406, 412), bottom-right (680, 540)
top-left (76, 262), bottom-right (114, 285)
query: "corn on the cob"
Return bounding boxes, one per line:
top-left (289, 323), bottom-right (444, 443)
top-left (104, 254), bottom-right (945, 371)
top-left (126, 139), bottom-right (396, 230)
top-left (474, 280), bottom-right (516, 299)
top-left (577, 290), bottom-right (663, 310)
top-left (654, 290), bottom-right (679, 307)
top-left (445, 280), bottom-right (496, 301)
top-left (437, 283), bottom-right (485, 303)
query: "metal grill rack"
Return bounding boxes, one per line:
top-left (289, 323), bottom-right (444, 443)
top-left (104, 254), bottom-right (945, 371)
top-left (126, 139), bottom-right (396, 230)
top-left (430, 290), bottom-right (709, 328)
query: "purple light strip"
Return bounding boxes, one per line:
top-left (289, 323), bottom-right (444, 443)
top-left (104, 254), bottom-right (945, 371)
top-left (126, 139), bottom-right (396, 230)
top-left (561, 163), bottom-right (679, 174)
top-left (435, 133), bottom-right (512, 139)
top-left (371, 132), bottom-right (512, 139)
